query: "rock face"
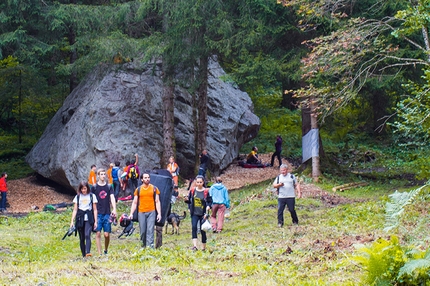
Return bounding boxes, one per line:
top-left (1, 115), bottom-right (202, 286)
top-left (26, 60), bottom-right (260, 191)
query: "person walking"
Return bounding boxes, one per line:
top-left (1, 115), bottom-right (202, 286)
top-left (270, 135), bottom-right (283, 167)
top-left (129, 172), bottom-right (162, 248)
top-left (185, 175), bottom-right (212, 251)
top-left (70, 181), bottom-right (98, 257)
top-left (127, 154), bottom-right (140, 197)
top-left (167, 156), bottom-right (179, 186)
top-left (88, 165), bottom-right (97, 187)
top-left (209, 177), bottom-right (230, 233)
top-left (0, 172), bottom-right (8, 213)
top-left (106, 163), bottom-right (114, 189)
top-left (198, 150), bottom-right (210, 179)
top-left (111, 161), bottom-right (122, 202)
top-left (273, 164), bottom-right (301, 227)
top-left (92, 169), bottom-right (117, 255)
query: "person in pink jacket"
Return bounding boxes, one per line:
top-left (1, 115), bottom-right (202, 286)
top-left (0, 172), bottom-right (8, 213)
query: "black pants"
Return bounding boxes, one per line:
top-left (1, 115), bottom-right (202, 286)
top-left (271, 150), bottom-right (282, 166)
top-left (129, 179), bottom-right (138, 197)
top-left (78, 221), bottom-right (93, 256)
top-left (277, 198), bottom-right (298, 226)
top-left (191, 215), bottom-right (207, 243)
top-left (113, 180), bottom-right (120, 201)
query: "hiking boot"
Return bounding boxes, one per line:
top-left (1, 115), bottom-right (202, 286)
top-left (104, 250), bottom-right (108, 255)
top-left (85, 253), bottom-right (92, 257)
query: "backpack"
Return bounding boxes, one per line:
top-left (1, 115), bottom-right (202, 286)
top-left (132, 185), bottom-right (159, 222)
top-left (128, 165), bottom-right (138, 180)
top-left (112, 167), bottom-right (120, 181)
top-left (276, 174), bottom-right (296, 194)
top-left (191, 187), bottom-right (209, 199)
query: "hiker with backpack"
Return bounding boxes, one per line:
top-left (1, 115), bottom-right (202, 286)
top-left (111, 161), bottom-right (122, 202)
top-left (129, 172), bottom-right (162, 248)
top-left (184, 175), bottom-right (212, 251)
top-left (198, 150), bottom-right (210, 180)
top-left (273, 163), bottom-right (301, 227)
top-left (127, 154), bottom-right (140, 197)
top-left (92, 169), bottom-right (117, 255)
top-left (70, 181), bottom-right (98, 257)
top-left (167, 156), bottom-right (179, 186)
top-left (209, 176), bottom-right (230, 233)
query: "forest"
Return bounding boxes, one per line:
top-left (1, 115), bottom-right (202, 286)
top-left (1, 0), bottom-right (430, 284)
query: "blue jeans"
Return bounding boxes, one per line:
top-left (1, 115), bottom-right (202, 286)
top-left (198, 167), bottom-right (207, 178)
top-left (138, 211), bottom-right (156, 248)
top-left (0, 192), bottom-right (6, 210)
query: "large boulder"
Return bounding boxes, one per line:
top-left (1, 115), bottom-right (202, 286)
top-left (26, 60), bottom-right (260, 191)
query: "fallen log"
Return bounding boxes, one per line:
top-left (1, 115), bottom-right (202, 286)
top-left (332, 182), bottom-right (368, 192)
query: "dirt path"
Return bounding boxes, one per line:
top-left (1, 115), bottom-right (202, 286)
top-left (5, 154), bottom-right (349, 214)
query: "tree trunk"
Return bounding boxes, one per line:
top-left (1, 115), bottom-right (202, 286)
top-left (196, 56), bottom-right (208, 154)
top-left (18, 69), bottom-right (22, 143)
top-left (310, 101), bottom-right (321, 181)
top-left (68, 26), bottom-right (78, 93)
top-left (160, 9), bottom-right (176, 167)
top-left (161, 78), bottom-right (175, 166)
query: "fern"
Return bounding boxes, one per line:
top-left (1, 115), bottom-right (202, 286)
top-left (384, 181), bottom-right (430, 232)
top-left (397, 249), bottom-right (430, 285)
top-left (352, 236), bottom-right (407, 285)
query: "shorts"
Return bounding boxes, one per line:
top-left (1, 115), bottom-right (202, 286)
top-left (95, 214), bottom-right (112, 233)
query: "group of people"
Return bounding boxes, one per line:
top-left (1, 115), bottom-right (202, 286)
top-left (69, 143), bottom-right (301, 256)
top-left (71, 168), bottom-right (117, 257)
top-left (245, 135), bottom-right (283, 167)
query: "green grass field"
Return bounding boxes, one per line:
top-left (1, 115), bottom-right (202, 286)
top-left (0, 179), bottom-right (396, 286)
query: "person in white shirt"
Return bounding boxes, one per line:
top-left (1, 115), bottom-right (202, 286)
top-left (70, 181), bottom-right (98, 257)
top-left (273, 164), bottom-right (301, 227)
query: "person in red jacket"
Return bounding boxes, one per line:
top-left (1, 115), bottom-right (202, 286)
top-left (0, 172), bottom-right (8, 213)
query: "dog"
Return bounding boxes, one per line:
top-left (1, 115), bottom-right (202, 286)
top-left (165, 211), bottom-right (186, 235)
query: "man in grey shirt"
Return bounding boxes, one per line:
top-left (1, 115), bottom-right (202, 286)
top-left (273, 164), bottom-right (301, 227)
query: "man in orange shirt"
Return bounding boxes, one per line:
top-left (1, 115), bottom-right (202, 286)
top-left (106, 163), bottom-right (114, 188)
top-left (88, 165), bottom-right (97, 187)
top-left (129, 172), bottom-right (161, 248)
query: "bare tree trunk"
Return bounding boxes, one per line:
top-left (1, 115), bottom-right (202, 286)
top-left (197, 56), bottom-right (208, 154)
top-left (422, 25), bottom-right (430, 62)
top-left (18, 69), bottom-right (22, 143)
top-left (161, 77), bottom-right (175, 166)
top-left (68, 27), bottom-right (78, 93)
